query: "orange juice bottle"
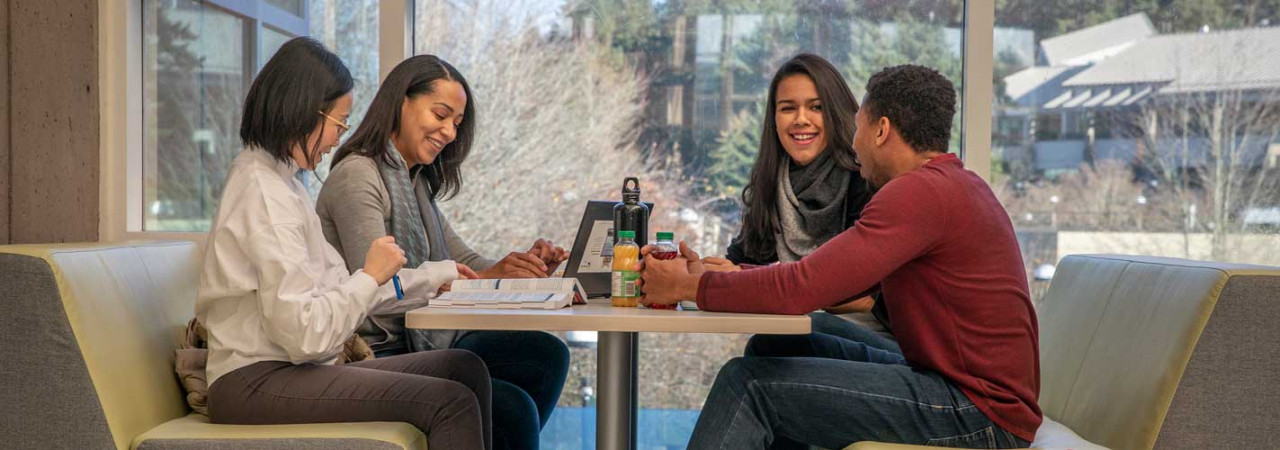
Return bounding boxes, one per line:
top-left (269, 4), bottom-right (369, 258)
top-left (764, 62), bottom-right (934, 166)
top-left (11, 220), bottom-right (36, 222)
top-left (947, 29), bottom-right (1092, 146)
top-left (611, 230), bottom-right (640, 307)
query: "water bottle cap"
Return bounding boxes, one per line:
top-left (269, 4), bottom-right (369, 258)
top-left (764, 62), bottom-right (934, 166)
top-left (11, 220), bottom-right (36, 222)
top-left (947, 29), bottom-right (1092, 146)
top-left (623, 177), bottom-right (641, 193)
top-left (617, 230), bottom-right (635, 239)
top-left (656, 232), bottom-right (674, 241)
top-left (622, 177), bottom-right (641, 202)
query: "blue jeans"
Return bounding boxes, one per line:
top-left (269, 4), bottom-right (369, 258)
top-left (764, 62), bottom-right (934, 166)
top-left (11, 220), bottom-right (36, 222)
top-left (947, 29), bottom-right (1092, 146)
top-left (453, 331), bottom-right (569, 450)
top-left (745, 312), bottom-right (905, 365)
top-left (693, 314), bottom-right (1029, 449)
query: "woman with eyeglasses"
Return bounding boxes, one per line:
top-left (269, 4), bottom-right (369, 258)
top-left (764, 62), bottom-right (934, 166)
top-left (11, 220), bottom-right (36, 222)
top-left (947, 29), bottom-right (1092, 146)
top-left (315, 54), bottom-right (569, 450)
top-left (197, 37), bottom-right (492, 450)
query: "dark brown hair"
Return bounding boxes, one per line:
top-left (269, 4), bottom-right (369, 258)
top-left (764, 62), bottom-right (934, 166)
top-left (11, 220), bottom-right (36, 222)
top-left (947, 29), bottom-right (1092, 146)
top-left (240, 37), bottom-right (352, 167)
top-left (737, 53), bottom-right (861, 261)
top-left (331, 55), bottom-right (476, 201)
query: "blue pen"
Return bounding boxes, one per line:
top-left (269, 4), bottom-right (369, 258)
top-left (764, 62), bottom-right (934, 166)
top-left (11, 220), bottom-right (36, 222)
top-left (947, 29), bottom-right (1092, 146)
top-left (392, 274), bottom-right (404, 300)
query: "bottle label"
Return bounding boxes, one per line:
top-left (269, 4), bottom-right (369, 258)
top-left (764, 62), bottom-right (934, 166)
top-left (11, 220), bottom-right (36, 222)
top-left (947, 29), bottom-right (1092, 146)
top-left (612, 270), bottom-right (639, 297)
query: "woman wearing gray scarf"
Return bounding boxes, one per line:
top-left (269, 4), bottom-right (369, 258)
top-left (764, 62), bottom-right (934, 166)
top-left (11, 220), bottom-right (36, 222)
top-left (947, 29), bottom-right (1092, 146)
top-left (316, 55), bottom-right (569, 450)
top-left (715, 55), bottom-right (871, 278)
top-left (709, 55), bottom-right (904, 384)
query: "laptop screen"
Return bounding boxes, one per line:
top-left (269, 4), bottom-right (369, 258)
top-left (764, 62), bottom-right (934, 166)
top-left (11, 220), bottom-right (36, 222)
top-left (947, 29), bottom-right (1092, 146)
top-left (563, 200), bottom-right (654, 297)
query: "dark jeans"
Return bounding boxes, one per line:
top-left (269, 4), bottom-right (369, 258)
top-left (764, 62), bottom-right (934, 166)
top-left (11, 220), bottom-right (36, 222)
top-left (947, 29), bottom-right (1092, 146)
top-left (692, 314), bottom-right (1029, 449)
top-left (745, 312), bottom-right (905, 365)
top-left (453, 330), bottom-right (570, 450)
top-left (208, 350), bottom-right (492, 450)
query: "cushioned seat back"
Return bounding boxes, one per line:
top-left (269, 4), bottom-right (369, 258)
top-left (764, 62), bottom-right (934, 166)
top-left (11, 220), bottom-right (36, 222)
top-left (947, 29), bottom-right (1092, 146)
top-left (1038, 254), bottom-right (1280, 450)
top-left (0, 242), bottom-right (200, 450)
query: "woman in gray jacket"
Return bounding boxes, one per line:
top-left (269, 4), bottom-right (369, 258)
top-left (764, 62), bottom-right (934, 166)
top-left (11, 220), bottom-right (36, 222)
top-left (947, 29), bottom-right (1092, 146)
top-left (316, 55), bottom-right (569, 450)
top-left (201, 38), bottom-right (490, 450)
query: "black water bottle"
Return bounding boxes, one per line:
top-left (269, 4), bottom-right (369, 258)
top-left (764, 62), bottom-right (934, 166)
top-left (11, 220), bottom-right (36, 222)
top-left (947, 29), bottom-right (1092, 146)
top-left (613, 177), bottom-right (650, 248)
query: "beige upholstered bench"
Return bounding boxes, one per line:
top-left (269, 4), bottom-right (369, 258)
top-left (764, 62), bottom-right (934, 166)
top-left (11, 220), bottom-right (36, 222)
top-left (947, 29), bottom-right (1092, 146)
top-left (0, 241), bottom-right (426, 450)
top-left (848, 254), bottom-right (1280, 450)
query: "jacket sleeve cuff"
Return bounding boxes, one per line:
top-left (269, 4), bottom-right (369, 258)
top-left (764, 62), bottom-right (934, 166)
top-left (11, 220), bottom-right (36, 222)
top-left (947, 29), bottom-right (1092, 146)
top-left (415, 260), bottom-right (461, 292)
top-left (348, 270), bottom-right (383, 310)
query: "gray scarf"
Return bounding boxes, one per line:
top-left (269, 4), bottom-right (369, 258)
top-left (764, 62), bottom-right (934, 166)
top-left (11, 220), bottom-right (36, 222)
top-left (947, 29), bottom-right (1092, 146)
top-left (775, 151), bottom-right (849, 263)
top-left (377, 148), bottom-right (450, 267)
top-left (374, 148), bottom-right (461, 352)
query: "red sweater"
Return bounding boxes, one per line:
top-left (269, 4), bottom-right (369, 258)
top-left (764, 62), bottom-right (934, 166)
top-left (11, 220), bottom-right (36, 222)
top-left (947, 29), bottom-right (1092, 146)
top-left (697, 154), bottom-right (1041, 442)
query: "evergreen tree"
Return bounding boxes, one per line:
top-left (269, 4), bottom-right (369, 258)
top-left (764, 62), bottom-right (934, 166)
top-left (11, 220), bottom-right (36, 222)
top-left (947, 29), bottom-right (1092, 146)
top-left (845, 14), bottom-right (963, 152)
top-left (707, 100), bottom-right (764, 206)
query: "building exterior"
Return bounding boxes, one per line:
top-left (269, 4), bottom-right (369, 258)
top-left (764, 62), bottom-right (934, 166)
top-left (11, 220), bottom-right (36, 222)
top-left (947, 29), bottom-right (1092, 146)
top-left (999, 13), bottom-right (1280, 177)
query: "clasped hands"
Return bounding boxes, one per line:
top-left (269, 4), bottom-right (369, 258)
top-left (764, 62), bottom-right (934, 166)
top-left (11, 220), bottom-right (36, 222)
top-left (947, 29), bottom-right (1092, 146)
top-left (633, 242), bottom-right (877, 314)
top-left (633, 241), bottom-right (707, 308)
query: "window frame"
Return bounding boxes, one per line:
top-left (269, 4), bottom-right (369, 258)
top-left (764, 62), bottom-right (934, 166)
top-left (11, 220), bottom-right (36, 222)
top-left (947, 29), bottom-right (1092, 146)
top-left (100, 0), bottom-right (412, 243)
top-left (99, 1), bottom-right (996, 243)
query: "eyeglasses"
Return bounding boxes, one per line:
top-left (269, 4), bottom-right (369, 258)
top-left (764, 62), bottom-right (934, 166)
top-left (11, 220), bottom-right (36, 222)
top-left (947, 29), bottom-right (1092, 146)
top-left (318, 110), bottom-right (351, 136)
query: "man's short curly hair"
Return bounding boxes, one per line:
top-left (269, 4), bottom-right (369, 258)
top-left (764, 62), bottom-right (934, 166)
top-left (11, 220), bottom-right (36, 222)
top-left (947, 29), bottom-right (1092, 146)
top-left (863, 65), bottom-right (956, 153)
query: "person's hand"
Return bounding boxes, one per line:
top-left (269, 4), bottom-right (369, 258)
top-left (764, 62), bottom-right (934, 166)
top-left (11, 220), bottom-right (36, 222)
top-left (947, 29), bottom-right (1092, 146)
top-left (477, 252), bottom-right (549, 279)
top-left (678, 241), bottom-right (706, 276)
top-left (456, 263), bottom-right (479, 280)
top-left (439, 264), bottom-right (478, 295)
top-left (823, 296), bottom-right (875, 314)
top-left (635, 251), bottom-right (698, 307)
top-left (362, 236), bottom-right (406, 285)
top-left (640, 241), bottom-right (706, 276)
top-left (528, 238), bottom-right (569, 274)
top-left (701, 257), bottom-right (741, 273)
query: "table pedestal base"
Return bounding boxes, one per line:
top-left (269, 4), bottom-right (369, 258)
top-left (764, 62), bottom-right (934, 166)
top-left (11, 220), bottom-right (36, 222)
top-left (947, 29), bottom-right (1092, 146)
top-left (597, 331), bottom-right (638, 450)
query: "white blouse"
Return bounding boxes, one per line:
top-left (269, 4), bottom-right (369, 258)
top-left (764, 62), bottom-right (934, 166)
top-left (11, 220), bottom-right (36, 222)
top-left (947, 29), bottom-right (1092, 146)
top-left (197, 148), bottom-right (459, 386)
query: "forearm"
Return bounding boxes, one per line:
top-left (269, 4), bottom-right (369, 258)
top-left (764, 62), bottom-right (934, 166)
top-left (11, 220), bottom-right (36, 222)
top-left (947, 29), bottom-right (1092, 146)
top-left (251, 226), bottom-right (384, 362)
top-left (368, 260), bottom-right (461, 312)
top-left (265, 271), bottom-right (381, 363)
top-left (697, 230), bottom-right (894, 315)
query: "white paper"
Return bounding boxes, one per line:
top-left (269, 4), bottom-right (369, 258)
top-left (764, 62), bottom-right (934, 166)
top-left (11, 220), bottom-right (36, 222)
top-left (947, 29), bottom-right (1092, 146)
top-left (576, 220), bottom-right (616, 273)
top-left (436, 291), bottom-right (556, 303)
top-left (431, 277), bottom-right (587, 309)
top-left (451, 278), bottom-right (578, 292)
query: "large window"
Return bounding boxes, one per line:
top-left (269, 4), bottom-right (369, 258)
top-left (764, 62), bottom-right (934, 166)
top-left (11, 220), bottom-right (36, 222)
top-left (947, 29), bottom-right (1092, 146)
top-left (119, 0), bottom-right (1280, 445)
top-left (414, 1), bottom-right (964, 447)
top-left (992, 5), bottom-right (1280, 303)
top-left (143, 0), bottom-right (379, 231)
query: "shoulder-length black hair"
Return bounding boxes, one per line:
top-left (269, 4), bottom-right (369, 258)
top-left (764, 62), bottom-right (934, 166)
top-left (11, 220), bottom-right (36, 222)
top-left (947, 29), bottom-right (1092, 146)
top-left (240, 37), bottom-right (353, 168)
top-left (736, 53), bottom-right (861, 261)
top-left (331, 55), bottom-right (476, 201)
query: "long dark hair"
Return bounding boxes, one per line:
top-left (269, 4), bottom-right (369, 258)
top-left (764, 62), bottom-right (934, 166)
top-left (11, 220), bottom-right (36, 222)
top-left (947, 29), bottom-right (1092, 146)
top-left (331, 55), bottom-right (476, 201)
top-left (240, 37), bottom-right (353, 168)
top-left (737, 53), bottom-right (861, 261)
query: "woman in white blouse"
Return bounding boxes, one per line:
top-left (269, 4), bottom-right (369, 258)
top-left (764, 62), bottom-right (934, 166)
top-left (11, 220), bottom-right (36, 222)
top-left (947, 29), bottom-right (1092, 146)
top-left (196, 37), bottom-right (491, 450)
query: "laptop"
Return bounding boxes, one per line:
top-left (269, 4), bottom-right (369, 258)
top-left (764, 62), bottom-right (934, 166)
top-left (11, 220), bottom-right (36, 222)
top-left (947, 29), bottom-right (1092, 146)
top-left (563, 200), bottom-right (654, 298)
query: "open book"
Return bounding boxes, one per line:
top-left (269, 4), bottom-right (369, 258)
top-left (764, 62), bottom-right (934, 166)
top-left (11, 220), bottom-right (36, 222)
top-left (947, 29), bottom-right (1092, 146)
top-left (430, 278), bottom-right (588, 310)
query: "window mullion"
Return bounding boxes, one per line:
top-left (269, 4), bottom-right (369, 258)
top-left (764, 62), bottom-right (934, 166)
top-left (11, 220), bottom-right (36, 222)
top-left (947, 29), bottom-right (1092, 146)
top-left (962, 0), bottom-right (995, 181)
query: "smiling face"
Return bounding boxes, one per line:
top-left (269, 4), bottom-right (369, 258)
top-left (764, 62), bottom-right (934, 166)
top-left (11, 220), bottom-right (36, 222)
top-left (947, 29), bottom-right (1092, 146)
top-left (293, 92), bottom-right (352, 170)
top-left (392, 79), bottom-right (467, 167)
top-left (774, 74), bottom-right (827, 166)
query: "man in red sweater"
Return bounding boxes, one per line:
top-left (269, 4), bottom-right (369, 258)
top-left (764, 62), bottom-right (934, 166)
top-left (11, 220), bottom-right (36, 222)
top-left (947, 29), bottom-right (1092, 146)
top-left (639, 65), bottom-right (1040, 449)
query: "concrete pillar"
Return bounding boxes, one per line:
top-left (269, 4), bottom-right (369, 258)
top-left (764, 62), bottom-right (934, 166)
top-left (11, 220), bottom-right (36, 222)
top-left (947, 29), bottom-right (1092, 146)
top-left (1, 0), bottom-right (10, 244)
top-left (8, 0), bottom-right (99, 244)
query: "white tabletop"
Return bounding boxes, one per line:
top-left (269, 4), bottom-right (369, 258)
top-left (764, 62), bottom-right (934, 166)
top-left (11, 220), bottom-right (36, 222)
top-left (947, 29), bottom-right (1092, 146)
top-left (406, 299), bottom-right (811, 335)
